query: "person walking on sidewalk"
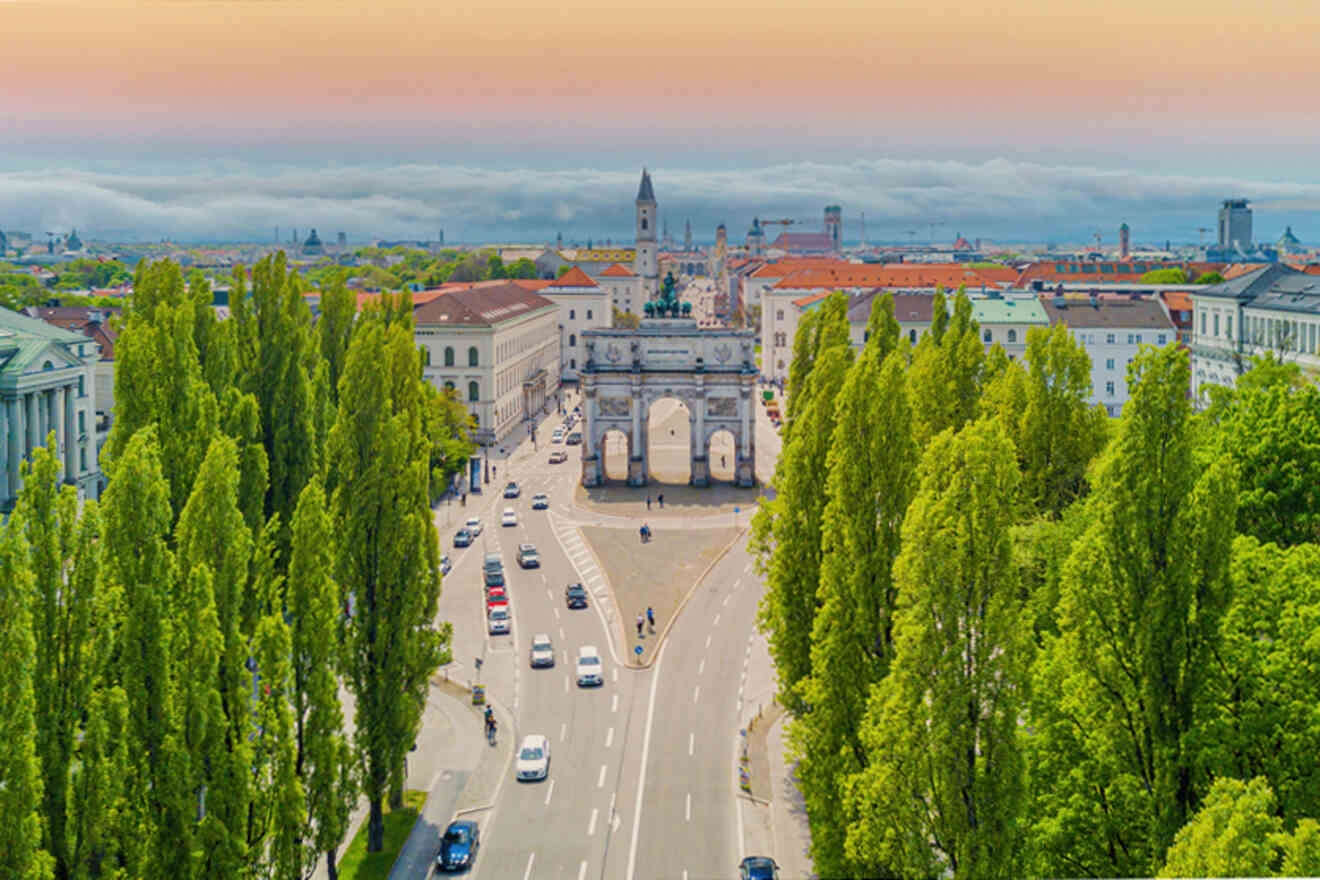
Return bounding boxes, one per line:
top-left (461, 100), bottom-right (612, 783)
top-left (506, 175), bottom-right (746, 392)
top-left (658, 493), bottom-right (664, 509)
top-left (636, 613), bottom-right (645, 638)
top-left (646, 606), bottom-right (655, 631)
top-left (646, 495), bottom-right (652, 510)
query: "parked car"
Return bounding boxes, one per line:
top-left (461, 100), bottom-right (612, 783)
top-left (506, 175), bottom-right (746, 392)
top-left (439, 554), bottom-right (452, 575)
top-left (453, 528), bottom-right (473, 548)
top-left (464, 517), bottom-right (483, 536)
top-left (529, 633), bottom-right (554, 668)
top-left (503, 481), bottom-right (521, 498)
top-left (435, 820), bottom-right (480, 872)
top-left (565, 583), bottom-right (589, 609)
top-left (576, 646), bottom-right (603, 686)
top-left (531, 493), bottom-right (549, 509)
top-left (517, 543), bottom-right (540, 568)
top-left (738, 857), bottom-right (780, 880)
top-left (516, 734), bottom-right (551, 781)
top-left (548, 451), bottom-right (568, 464)
top-left (487, 605), bottom-right (510, 635)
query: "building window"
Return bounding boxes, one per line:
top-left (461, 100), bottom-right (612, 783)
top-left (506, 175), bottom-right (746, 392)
top-left (1225, 317), bottom-right (1232, 339)
top-left (78, 376), bottom-right (85, 397)
top-left (1158, 334), bottom-right (1167, 345)
top-left (468, 381), bottom-right (479, 402)
top-left (570, 358), bottom-right (576, 369)
top-left (587, 310), bottom-right (593, 320)
top-left (43, 360), bottom-right (54, 371)
top-left (1213, 314), bottom-right (1220, 337)
top-left (1135, 334), bottom-right (1142, 344)
top-left (80, 448), bottom-right (86, 472)
top-left (444, 381), bottom-right (455, 391)
top-left (1201, 312), bottom-right (1207, 335)
top-left (468, 347), bottom-right (479, 367)
top-left (1106, 358), bottom-right (1115, 370)
top-left (983, 329), bottom-right (992, 343)
top-left (569, 334), bottom-right (576, 347)
top-left (570, 309), bottom-right (575, 320)
top-left (776, 310), bottom-right (784, 320)
top-left (444, 346), bottom-right (455, 366)
top-left (78, 411), bottom-right (85, 433)
top-left (1007, 329), bottom-right (1017, 343)
top-left (909, 329), bottom-right (917, 343)
top-left (1105, 333), bottom-right (1115, 344)
top-left (642, 217), bottom-right (648, 230)
top-left (1105, 380), bottom-right (1115, 396)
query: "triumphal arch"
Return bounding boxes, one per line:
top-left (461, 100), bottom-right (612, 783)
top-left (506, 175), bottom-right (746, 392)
top-left (580, 275), bottom-right (757, 488)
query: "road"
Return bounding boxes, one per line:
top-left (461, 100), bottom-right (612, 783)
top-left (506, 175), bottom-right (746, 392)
top-left (409, 394), bottom-right (777, 879)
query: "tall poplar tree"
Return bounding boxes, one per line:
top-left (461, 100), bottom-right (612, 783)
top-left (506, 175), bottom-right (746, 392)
top-left (845, 418), bottom-right (1028, 879)
top-left (329, 306), bottom-right (448, 851)
top-left (288, 481), bottom-right (355, 880)
top-left (318, 275), bottom-right (357, 405)
top-left (0, 515), bottom-right (53, 880)
top-left (1025, 346), bottom-right (1239, 876)
top-left (791, 346), bottom-right (916, 877)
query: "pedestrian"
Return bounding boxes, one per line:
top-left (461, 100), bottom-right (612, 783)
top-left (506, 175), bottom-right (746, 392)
top-left (721, 454), bottom-right (726, 468)
top-left (646, 495), bottom-right (652, 510)
top-left (658, 493), bottom-right (664, 509)
top-left (636, 614), bottom-right (644, 638)
top-left (646, 606), bottom-right (655, 630)
top-left (461, 493), bottom-right (467, 506)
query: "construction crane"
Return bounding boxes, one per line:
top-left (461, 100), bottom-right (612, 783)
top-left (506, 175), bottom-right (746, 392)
top-left (927, 221), bottom-right (946, 243)
top-left (1197, 227), bottom-right (1212, 246)
top-left (759, 219), bottom-right (797, 229)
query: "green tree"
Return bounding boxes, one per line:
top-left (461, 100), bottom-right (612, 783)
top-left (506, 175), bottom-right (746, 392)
top-left (484, 254), bottom-right (507, 279)
top-left (250, 610), bottom-right (305, 880)
top-left (1025, 346), bottom-right (1239, 876)
top-left (16, 445), bottom-right (102, 880)
top-left (863, 292), bottom-right (901, 361)
top-left (505, 257), bottom-right (538, 279)
top-left (287, 482), bottom-right (356, 880)
top-left (318, 275), bottom-right (357, 405)
top-left (421, 382), bottom-right (475, 504)
top-left (1193, 270), bottom-right (1225, 285)
top-left (844, 418), bottom-right (1028, 879)
top-left (612, 307), bottom-right (641, 330)
top-left (0, 514), bottom-right (54, 880)
top-left (791, 347), bottom-right (916, 877)
top-left (329, 309), bottom-right (450, 851)
top-left (751, 302), bottom-right (853, 713)
top-left (930, 288), bottom-right (950, 343)
top-left (1141, 267), bottom-right (1188, 284)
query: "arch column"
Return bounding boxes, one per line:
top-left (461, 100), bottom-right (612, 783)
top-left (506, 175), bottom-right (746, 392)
top-left (627, 376), bottom-right (646, 486)
top-left (580, 381), bottom-right (603, 487)
top-left (690, 381), bottom-right (709, 487)
top-left (736, 380), bottom-right (756, 487)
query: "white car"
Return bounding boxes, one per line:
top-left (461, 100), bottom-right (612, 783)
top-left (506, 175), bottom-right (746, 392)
top-left (516, 734), bottom-right (550, 781)
top-left (464, 517), bottom-right (483, 536)
top-left (529, 633), bottom-right (554, 668)
top-left (501, 507), bottom-right (517, 527)
top-left (576, 645), bottom-right (603, 687)
top-left (488, 605), bottom-right (510, 635)
top-left (551, 429), bottom-right (564, 443)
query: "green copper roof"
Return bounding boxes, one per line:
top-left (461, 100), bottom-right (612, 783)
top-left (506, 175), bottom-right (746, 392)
top-left (969, 297), bottom-right (1049, 325)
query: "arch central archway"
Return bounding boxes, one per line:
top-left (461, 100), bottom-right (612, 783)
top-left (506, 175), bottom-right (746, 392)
top-left (601, 428), bottom-right (632, 482)
top-left (645, 397), bottom-right (691, 485)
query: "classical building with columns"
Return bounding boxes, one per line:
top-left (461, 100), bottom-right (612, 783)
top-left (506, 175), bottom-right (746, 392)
top-left (0, 307), bottom-right (102, 511)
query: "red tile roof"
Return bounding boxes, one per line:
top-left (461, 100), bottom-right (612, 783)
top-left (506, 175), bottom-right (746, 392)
top-left (792, 291), bottom-right (832, 309)
top-left (600, 263), bottom-right (635, 277)
top-left (547, 267), bottom-right (599, 288)
top-left (773, 263), bottom-right (1014, 291)
top-left (412, 281), bottom-right (557, 327)
top-left (748, 257), bottom-right (846, 279)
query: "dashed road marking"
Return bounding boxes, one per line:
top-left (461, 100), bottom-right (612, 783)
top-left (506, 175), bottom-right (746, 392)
top-left (612, 667), bottom-right (618, 683)
top-left (693, 685), bottom-right (701, 703)
top-left (611, 693), bottom-right (619, 713)
top-left (564, 676), bottom-right (569, 693)
top-left (688, 732), bottom-right (694, 756)
top-left (579, 861), bottom-right (589, 880)
top-left (561, 722), bottom-right (567, 742)
top-left (697, 658), bottom-right (705, 676)
top-left (705, 634), bottom-right (712, 649)
top-left (713, 613), bottom-right (721, 626)
top-left (523, 852), bottom-right (535, 880)
top-left (544, 779), bottom-right (555, 806)
top-left (685, 792), bottom-right (691, 822)
top-left (588, 807), bottom-right (599, 836)
top-left (605, 726), bottom-right (614, 748)
top-left (597, 764), bottom-right (607, 788)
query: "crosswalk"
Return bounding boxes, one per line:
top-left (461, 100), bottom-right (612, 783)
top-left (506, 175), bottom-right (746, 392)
top-left (548, 511), bottom-right (619, 639)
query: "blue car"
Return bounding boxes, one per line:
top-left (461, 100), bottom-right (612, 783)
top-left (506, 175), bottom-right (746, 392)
top-left (739, 856), bottom-right (780, 880)
top-left (436, 820), bottom-right (479, 872)
top-left (439, 555), bottom-right (452, 576)
top-left (453, 528), bottom-right (473, 548)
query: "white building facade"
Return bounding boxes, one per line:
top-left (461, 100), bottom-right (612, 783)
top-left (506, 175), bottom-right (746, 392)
top-left (414, 282), bottom-right (561, 442)
top-left (539, 268), bottom-right (613, 382)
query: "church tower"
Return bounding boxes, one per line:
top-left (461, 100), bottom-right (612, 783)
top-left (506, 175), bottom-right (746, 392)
top-left (634, 168), bottom-right (659, 299)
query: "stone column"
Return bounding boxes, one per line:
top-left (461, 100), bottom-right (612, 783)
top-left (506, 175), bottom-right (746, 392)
top-left (46, 389), bottom-right (57, 449)
top-left (579, 381), bottom-right (602, 487)
top-left (25, 391), bottom-right (38, 455)
top-left (6, 398), bottom-right (22, 503)
top-left (690, 381), bottom-right (709, 487)
top-left (737, 385), bottom-right (755, 487)
top-left (64, 384), bottom-right (77, 481)
top-left (627, 379), bottom-right (646, 486)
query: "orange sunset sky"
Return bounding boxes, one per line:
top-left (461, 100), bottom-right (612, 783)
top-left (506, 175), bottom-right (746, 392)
top-left (3, 0), bottom-right (1319, 148)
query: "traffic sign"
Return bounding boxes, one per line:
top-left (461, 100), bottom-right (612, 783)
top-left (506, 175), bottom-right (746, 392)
top-left (634, 645), bottom-right (644, 656)
top-left (733, 506), bottom-right (740, 514)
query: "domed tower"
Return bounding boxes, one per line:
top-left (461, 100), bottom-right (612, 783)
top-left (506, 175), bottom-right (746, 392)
top-left (1119, 222), bottom-right (1130, 260)
top-left (634, 168), bottom-right (659, 299)
top-left (746, 217), bottom-right (765, 256)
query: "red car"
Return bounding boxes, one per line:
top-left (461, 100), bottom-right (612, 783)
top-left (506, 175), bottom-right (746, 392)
top-left (485, 588), bottom-right (508, 610)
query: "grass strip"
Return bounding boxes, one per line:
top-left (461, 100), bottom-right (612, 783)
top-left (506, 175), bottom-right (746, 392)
top-left (337, 790), bottom-right (428, 880)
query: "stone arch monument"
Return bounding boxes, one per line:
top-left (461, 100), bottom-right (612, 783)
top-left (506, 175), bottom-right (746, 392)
top-left (580, 273), bottom-right (757, 488)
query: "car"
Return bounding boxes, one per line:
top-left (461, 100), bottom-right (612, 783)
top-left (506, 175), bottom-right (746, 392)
top-left (483, 567), bottom-right (505, 588)
top-left (548, 451), bottom-right (568, 464)
top-left (439, 554), bottom-right (452, 575)
top-left (551, 429), bottom-right (564, 443)
top-left (517, 543), bottom-right (540, 568)
top-left (436, 820), bottom-right (480, 872)
top-left (576, 645), bottom-right (603, 686)
top-left (565, 582), bottom-right (589, 609)
top-left (487, 605), bottom-right (510, 635)
top-left (529, 633), bottom-right (554, 668)
top-left (464, 517), bottom-right (483, 536)
top-left (738, 857), bottom-right (780, 880)
top-left (516, 734), bottom-right (551, 781)
top-left (483, 552), bottom-right (502, 572)
top-left (503, 481), bottom-right (520, 499)
top-left (530, 493), bottom-right (549, 509)
top-left (453, 528), bottom-right (473, 548)
top-left (501, 507), bottom-right (517, 527)
top-left (485, 587), bottom-right (507, 608)
top-left (566, 432), bottom-right (582, 446)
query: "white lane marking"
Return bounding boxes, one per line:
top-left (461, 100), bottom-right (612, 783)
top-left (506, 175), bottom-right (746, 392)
top-left (588, 807), bottom-right (599, 836)
top-left (546, 588), bottom-right (553, 599)
top-left (743, 562), bottom-right (752, 574)
top-left (523, 852), bottom-right (535, 880)
top-left (626, 644), bottom-right (666, 880)
top-left (722, 595), bottom-right (729, 607)
top-left (553, 607), bottom-right (561, 620)
top-left (563, 650), bottom-right (568, 665)
top-left (544, 779), bottom-right (555, 806)
top-left (693, 685), bottom-right (701, 703)
top-left (605, 726), bottom-right (614, 748)
top-left (685, 792), bottom-right (691, 822)
top-left (732, 579), bottom-right (741, 591)
top-left (688, 732), bottom-right (694, 756)
top-left (705, 634), bottom-right (712, 649)
top-left (560, 722), bottom-right (567, 742)
top-left (579, 861), bottom-right (588, 880)
top-left (713, 613), bottom-right (721, 626)
top-left (558, 626), bottom-right (565, 639)
top-left (697, 658), bottom-right (705, 676)
top-left (612, 667), bottom-right (618, 683)
top-left (597, 764), bottom-right (607, 788)
top-left (564, 676), bottom-right (569, 693)
top-left (611, 693), bottom-right (619, 713)
top-left (683, 872), bottom-right (689, 880)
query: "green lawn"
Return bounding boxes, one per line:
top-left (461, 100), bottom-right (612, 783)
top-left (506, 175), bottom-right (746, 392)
top-left (337, 790), bottom-right (428, 880)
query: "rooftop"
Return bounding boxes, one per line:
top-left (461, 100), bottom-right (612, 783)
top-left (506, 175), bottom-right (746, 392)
top-left (1039, 296), bottom-right (1175, 330)
top-left (546, 267), bottom-right (599, 289)
top-left (970, 296), bottom-right (1049, 325)
top-left (413, 281), bottom-right (558, 328)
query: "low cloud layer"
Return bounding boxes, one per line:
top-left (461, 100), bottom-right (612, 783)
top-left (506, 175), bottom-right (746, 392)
top-left (3, 158), bottom-right (1319, 246)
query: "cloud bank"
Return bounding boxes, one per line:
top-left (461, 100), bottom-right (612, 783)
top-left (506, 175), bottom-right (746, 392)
top-left (3, 158), bottom-right (1319, 246)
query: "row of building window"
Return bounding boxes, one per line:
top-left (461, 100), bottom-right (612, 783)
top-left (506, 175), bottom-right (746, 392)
top-left (1201, 309), bottom-right (1320, 354)
top-left (442, 380), bottom-right (482, 402)
top-left (434, 346), bottom-right (480, 368)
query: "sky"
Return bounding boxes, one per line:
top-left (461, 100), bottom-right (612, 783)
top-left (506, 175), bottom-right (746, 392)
top-left (3, 0), bottom-right (1320, 245)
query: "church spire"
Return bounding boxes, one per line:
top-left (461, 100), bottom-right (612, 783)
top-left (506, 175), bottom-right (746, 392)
top-left (636, 168), bottom-right (655, 203)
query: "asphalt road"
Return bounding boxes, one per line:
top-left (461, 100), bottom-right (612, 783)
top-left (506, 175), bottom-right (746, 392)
top-left (416, 398), bottom-right (771, 880)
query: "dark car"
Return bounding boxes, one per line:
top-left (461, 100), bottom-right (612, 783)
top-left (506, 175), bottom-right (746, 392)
top-left (565, 583), bottom-right (589, 609)
top-left (439, 554), bottom-right (452, 576)
top-left (436, 819), bottom-right (479, 872)
top-left (566, 432), bottom-right (582, 446)
top-left (503, 481), bottom-right (520, 499)
top-left (738, 857), bottom-right (779, 880)
top-left (531, 493), bottom-right (550, 509)
top-left (453, 528), bottom-right (473, 548)
top-left (484, 567), bottom-right (505, 588)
